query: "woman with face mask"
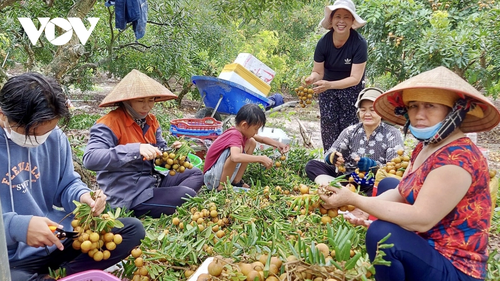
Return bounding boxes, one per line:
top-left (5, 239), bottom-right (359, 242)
top-left (0, 73), bottom-right (145, 281)
top-left (319, 66), bottom-right (500, 281)
top-left (83, 69), bottom-right (204, 218)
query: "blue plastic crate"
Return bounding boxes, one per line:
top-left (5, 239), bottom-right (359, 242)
top-left (192, 75), bottom-right (271, 115)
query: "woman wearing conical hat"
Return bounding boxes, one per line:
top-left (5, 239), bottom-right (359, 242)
top-left (83, 69), bottom-right (204, 218)
top-left (319, 66), bottom-right (500, 280)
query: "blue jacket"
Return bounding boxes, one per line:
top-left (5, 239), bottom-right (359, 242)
top-left (113, 0), bottom-right (148, 40)
top-left (0, 128), bottom-right (90, 262)
top-left (83, 108), bottom-right (168, 210)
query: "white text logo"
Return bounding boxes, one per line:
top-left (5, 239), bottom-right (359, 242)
top-left (18, 17), bottom-right (99, 46)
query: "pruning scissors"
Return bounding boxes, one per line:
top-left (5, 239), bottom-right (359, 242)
top-left (49, 225), bottom-right (80, 240)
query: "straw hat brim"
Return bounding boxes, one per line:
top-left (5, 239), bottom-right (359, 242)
top-left (373, 66), bottom-right (500, 133)
top-left (99, 69), bottom-right (177, 107)
top-left (320, 4), bottom-right (366, 30)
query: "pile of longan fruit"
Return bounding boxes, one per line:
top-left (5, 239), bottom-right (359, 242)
top-left (70, 215), bottom-right (123, 262)
top-left (294, 86), bottom-right (316, 108)
top-left (155, 151), bottom-right (194, 176)
top-left (171, 202), bottom-right (230, 247)
top-left (381, 149), bottom-right (409, 177)
top-left (197, 254), bottom-right (284, 281)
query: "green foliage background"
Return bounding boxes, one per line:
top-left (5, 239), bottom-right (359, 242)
top-left (1, 0), bottom-right (498, 99)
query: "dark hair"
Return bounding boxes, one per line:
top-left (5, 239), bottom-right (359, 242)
top-left (235, 104), bottom-right (266, 127)
top-left (0, 72), bottom-right (70, 136)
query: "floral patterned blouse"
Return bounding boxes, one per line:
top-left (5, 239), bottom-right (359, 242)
top-left (398, 137), bottom-right (491, 279)
top-left (325, 122), bottom-right (404, 173)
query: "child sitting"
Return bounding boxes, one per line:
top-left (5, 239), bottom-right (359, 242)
top-left (203, 104), bottom-right (290, 191)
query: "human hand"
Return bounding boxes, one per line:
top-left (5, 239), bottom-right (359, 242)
top-left (260, 156), bottom-right (273, 169)
top-left (357, 157), bottom-right (377, 172)
top-left (26, 216), bottom-right (64, 251)
top-left (139, 144), bottom-right (161, 160)
top-left (327, 151), bottom-right (344, 166)
top-left (342, 208), bottom-right (371, 227)
top-left (80, 190), bottom-right (107, 216)
top-left (171, 141), bottom-right (182, 149)
top-left (277, 143), bottom-right (290, 154)
top-left (312, 80), bottom-right (330, 94)
top-left (319, 184), bottom-right (353, 209)
top-left (304, 75), bottom-right (315, 85)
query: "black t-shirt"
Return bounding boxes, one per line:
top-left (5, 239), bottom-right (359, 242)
top-left (313, 29), bottom-right (367, 81)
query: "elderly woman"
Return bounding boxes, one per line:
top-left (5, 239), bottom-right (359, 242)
top-left (83, 69), bottom-right (204, 218)
top-left (305, 87), bottom-right (404, 196)
top-left (320, 66), bottom-right (500, 281)
top-left (305, 0), bottom-right (368, 150)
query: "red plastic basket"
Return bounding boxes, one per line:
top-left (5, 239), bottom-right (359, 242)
top-left (170, 117), bottom-right (222, 131)
top-left (59, 270), bottom-right (121, 281)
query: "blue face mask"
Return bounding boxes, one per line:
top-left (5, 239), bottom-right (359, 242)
top-left (409, 122), bottom-right (443, 140)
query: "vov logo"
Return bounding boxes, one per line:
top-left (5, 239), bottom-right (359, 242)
top-left (18, 17), bottom-right (99, 46)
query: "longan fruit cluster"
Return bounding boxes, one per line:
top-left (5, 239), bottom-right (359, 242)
top-left (382, 149), bottom-right (409, 177)
top-left (155, 151), bottom-right (194, 176)
top-left (318, 183), bottom-right (356, 224)
top-left (131, 247), bottom-right (150, 281)
top-left (294, 86), bottom-right (316, 108)
top-left (70, 216), bottom-right (123, 262)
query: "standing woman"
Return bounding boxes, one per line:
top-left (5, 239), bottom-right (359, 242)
top-left (305, 0), bottom-right (367, 150)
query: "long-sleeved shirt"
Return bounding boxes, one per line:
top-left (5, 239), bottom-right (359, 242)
top-left (83, 107), bottom-right (167, 210)
top-left (1, 128), bottom-right (90, 262)
top-left (325, 122), bottom-right (404, 173)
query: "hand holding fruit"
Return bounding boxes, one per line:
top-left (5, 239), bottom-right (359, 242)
top-left (27, 216), bottom-right (64, 250)
top-left (80, 190), bottom-right (107, 216)
top-left (326, 151), bottom-right (344, 166)
top-left (260, 155), bottom-right (273, 169)
top-left (140, 143), bottom-right (161, 160)
top-left (319, 184), bottom-right (355, 210)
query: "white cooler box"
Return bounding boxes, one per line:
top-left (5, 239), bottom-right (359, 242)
top-left (234, 53), bottom-right (276, 85)
top-left (218, 63), bottom-right (271, 97)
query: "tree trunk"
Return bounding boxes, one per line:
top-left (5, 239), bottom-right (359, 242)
top-left (44, 0), bottom-right (97, 80)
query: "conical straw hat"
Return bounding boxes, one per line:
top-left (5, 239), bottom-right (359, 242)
top-left (373, 66), bottom-right (500, 133)
top-left (99, 69), bottom-right (177, 107)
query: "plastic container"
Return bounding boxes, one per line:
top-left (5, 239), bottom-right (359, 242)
top-left (256, 127), bottom-right (291, 150)
top-left (233, 53), bottom-right (276, 84)
top-left (218, 63), bottom-right (271, 96)
top-left (169, 117), bottom-right (223, 140)
top-left (59, 270), bottom-right (120, 281)
top-left (192, 76), bottom-right (271, 115)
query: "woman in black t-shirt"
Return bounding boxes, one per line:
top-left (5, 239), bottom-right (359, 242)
top-left (305, 0), bottom-right (368, 150)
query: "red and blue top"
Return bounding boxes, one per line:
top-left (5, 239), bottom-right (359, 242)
top-left (398, 137), bottom-right (491, 279)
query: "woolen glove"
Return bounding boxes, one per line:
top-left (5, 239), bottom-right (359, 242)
top-left (357, 157), bottom-right (377, 172)
top-left (325, 152), bottom-right (339, 165)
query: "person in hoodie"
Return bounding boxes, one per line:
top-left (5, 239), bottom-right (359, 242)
top-left (0, 73), bottom-right (145, 281)
top-left (83, 69), bottom-right (204, 218)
